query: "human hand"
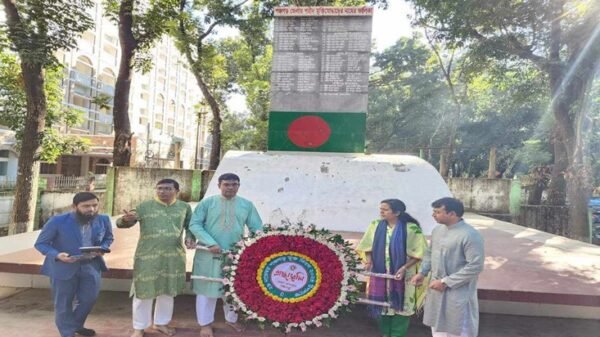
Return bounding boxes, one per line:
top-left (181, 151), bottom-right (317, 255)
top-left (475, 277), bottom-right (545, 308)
top-left (207, 245), bottom-right (222, 254)
top-left (394, 267), bottom-right (406, 280)
top-left (429, 279), bottom-right (447, 292)
top-left (410, 273), bottom-right (425, 286)
top-left (185, 239), bottom-right (196, 249)
top-left (364, 260), bottom-right (373, 271)
top-left (121, 209), bottom-right (137, 223)
top-left (56, 252), bottom-right (77, 263)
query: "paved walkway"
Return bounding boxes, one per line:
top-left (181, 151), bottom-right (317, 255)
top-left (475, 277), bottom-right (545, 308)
top-left (0, 289), bottom-right (598, 337)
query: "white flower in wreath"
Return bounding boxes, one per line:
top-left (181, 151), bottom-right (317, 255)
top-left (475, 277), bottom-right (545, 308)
top-left (257, 317), bottom-right (265, 322)
top-left (313, 319), bottom-right (323, 327)
top-left (273, 322), bottom-right (280, 328)
top-left (300, 323), bottom-right (307, 332)
top-left (305, 320), bottom-right (312, 326)
top-left (285, 326), bottom-right (292, 333)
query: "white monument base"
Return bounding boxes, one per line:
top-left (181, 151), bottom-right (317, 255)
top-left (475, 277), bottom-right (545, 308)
top-left (206, 151), bottom-right (451, 234)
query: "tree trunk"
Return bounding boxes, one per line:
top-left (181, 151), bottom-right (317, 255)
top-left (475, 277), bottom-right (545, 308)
top-left (566, 170), bottom-right (592, 242)
top-left (545, 129), bottom-right (568, 205)
top-left (9, 63), bottom-right (47, 234)
top-left (439, 150), bottom-right (447, 178)
top-left (112, 0), bottom-right (137, 167)
top-left (192, 73), bottom-right (222, 170)
top-left (487, 146), bottom-right (497, 178)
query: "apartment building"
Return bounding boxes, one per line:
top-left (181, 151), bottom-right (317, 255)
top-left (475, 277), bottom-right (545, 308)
top-left (36, 1), bottom-right (212, 177)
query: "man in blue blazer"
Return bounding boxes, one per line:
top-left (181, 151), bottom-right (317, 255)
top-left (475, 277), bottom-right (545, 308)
top-left (35, 192), bottom-right (114, 337)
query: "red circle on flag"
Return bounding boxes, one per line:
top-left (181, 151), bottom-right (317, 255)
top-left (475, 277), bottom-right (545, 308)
top-left (287, 116), bottom-right (331, 148)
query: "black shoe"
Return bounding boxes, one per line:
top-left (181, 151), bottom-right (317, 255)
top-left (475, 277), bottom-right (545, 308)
top-left (76, 328), bottom-right (96, 336)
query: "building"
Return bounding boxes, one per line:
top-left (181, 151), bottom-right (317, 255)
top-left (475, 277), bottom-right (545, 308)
top-left (39, 0), bottom-right (212, 176)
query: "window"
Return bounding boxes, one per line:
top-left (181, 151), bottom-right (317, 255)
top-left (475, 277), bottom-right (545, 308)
top-left (0, 150), bottom-right (9, 158)
top-left (0, 162), bottom-right (7, 176)
top-left (40, 162), bottom-right (57, 174)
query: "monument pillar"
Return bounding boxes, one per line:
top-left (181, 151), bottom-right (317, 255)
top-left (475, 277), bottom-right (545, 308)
top-left (268, 6), bottom-right (373, 153)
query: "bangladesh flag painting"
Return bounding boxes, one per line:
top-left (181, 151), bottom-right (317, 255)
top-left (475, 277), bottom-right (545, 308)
top-left (268, 111), bottom-right (366, 153)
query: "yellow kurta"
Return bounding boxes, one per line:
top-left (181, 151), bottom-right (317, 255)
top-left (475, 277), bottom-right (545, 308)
top-left (356, 220), bottom-right (428, 316)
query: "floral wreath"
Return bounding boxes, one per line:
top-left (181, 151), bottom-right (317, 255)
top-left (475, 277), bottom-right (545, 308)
top-left (222, 223), bottom-right (362, 333)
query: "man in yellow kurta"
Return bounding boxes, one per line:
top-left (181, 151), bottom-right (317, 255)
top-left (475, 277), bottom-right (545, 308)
top-left (117, 179), bottom-right (193, 337)
top-left (189, 173), bottom-right (263, 337)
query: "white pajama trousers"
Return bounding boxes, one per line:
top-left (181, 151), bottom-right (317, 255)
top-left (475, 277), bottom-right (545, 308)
top-left (132, 295), bottom-right (174, 330)
top-left (195, 295), bottom-right (237, 326)
top-left (431, 329), bottom-right (470, 337)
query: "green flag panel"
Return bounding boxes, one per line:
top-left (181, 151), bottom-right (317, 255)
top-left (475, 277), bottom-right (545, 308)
top-left (268, 111), bottom-right (366, 153)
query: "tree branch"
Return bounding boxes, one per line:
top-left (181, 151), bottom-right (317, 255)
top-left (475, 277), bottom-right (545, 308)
top-left (2, 0), bottom-right (25, 50)
top-left (199, 19), bottom-right (222, 41)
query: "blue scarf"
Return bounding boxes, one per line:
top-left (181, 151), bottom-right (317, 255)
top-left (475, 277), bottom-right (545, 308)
top-left (368, 219), bottom-right (407, 317)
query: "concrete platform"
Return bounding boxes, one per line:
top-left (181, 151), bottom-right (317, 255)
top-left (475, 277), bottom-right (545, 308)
top-left (0, 213), bottom-right (598, 319)
top-left (0, 289), bottom-right (598, 337)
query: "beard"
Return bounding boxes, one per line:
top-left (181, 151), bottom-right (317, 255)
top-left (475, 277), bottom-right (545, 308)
top-left (75, 210), bottom-right (97, 223)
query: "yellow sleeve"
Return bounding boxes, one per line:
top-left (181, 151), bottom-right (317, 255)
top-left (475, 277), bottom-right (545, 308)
top-left (356, 220), bottom-right (379, 262)
top-left (407, 223), bottom-right (427, 259)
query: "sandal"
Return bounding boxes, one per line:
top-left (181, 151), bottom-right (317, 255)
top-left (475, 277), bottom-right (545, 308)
top-left (153, 325), bottom-right (176, 336)
top-left (225, 321), bottom-right (245, 332)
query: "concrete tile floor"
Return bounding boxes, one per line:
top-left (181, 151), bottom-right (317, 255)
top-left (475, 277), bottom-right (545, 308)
top-left (0, 289), bottom-right (598, 337)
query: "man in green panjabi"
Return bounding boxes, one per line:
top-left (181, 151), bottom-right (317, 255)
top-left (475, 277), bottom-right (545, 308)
top-left (117, 178), bottom-right (194, 337)
top-left (189, 173), bottom-right (263, 337)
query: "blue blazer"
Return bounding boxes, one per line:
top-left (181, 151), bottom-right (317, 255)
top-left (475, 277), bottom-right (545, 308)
top-left (34, 212), bottom-right (114, 280)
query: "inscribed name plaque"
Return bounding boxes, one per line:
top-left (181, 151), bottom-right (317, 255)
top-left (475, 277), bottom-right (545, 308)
top-left (268, 6), bottom-right (373, 153)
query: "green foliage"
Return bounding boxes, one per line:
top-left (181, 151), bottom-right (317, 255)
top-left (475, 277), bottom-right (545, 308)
top-left (455, 63), bottom-right (549, 175)
top-left (220, 33), bottom-right (272, 151)
top-left (367, 36), bottom-right (451, 153)
top-left (589, 77), bottom-right (600, 187)
top-left (103, 0), bottom-right (180, 72)
top-left (0, 51), bottom-right (88, 162)
top-left (2, 0), bottom-right (95, 67)
top-left (367, 35), bottom-right (549, 177)
top-left (221, 111), bottom-right (255, 152)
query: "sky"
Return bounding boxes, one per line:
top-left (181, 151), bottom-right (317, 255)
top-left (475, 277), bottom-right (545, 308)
top-left (226, 1), bottom-right (415, 114)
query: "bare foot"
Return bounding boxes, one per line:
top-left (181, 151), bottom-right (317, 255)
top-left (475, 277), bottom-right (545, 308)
top-left (153, 324), bottom-right (176, 336)
top-left (199, 325), bottom-right (213, 337)
top-left (130, 329), bottom-right (144, 337)
top-left (225, 321), bottom-right (245, 332)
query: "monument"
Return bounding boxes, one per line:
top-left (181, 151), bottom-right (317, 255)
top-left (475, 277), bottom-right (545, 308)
top-left (207, 7), bottom-right (451, 234)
